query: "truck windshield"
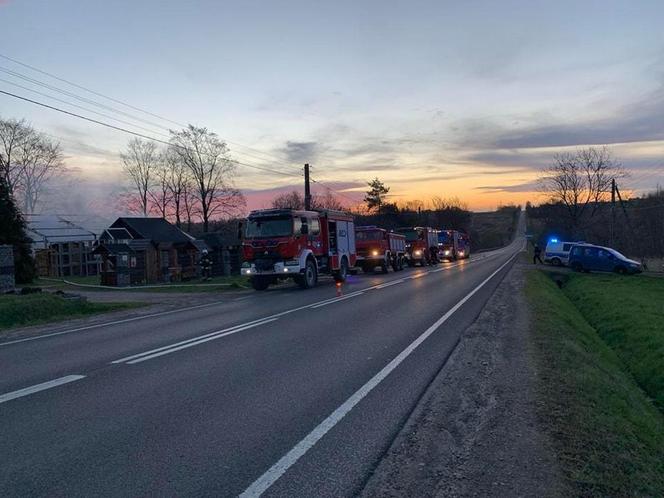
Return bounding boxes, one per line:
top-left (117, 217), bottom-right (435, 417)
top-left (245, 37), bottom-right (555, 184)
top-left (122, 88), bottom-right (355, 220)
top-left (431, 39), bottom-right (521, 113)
top-left (438, 232), bottom-right (451, 244)
top-left (356, 230), bottom-right (382, 241)
top-left (396, 229), bottom-right (419, 242)
top-left (245, 217), bottom-right (293, 238)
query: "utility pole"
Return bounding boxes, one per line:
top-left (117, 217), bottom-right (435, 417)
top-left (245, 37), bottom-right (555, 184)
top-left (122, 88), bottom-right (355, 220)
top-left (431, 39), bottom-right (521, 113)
top-left (611, 178), bottom-right (616, 246)
top-left (304, 163), bottom-right (312, 210)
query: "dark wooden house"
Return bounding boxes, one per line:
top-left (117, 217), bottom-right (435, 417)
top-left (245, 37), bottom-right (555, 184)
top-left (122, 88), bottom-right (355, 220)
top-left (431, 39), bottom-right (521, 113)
top-left (94, 217), bottom-right (202, 286)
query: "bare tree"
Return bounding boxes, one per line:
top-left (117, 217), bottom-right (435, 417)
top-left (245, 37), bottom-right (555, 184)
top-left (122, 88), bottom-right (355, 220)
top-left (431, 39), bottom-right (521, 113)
top-left (121, 138), bottom-right (159, 216)
top-left (169, 125), bottom-right (246, 232)
top-left (163, 148), bottom-right (194, 228)
top-left (272, 190), bottom-right (304, 209)
top-left (312, 189), bottom-right (344, 210)
top-left (148, 157), bottom-right (172, 219)
top-left (540, 146), bottom-right (624, 234)
top-left (0, 117), bottom-right (30, 194)
top-left (0, 117), bottom-right (67, 213)
top-left (16, 132), bottom-right (65, 213)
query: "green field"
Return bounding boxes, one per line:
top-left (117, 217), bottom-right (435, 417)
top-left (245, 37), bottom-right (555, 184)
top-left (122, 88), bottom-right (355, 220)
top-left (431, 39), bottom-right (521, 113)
top-left (0, 293), bottom-right (141, 332)
top-left (526, 270), bottom-right (664, 497)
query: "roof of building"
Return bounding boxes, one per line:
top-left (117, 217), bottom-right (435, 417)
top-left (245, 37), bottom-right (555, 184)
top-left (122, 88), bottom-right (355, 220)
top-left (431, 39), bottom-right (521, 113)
top-left (92, 243), bottom-right (135, 255)
top-left (26, 214), bottom-right (97, 247)
top-left (110, 217), bottom-right (193, 244)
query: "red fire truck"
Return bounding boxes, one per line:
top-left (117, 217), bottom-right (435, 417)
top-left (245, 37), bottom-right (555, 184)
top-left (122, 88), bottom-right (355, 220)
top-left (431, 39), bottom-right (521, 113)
top-left (355, 226), bottom-right (406, 273)
top-left (241, 208), bottom-right (356, 290)
top-left (395, 226), bottom-right (439, 266)
top-left (437, 230), bottom-right (471, 260)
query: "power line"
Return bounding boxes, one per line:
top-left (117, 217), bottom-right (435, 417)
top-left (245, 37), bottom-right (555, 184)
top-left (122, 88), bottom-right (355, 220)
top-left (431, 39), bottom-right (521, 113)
top-left (0, 89), bottom-right (303, 180)
top-left (310, 177), bottom-right (360, 205)
top-left (0, 53), bottom-right (300, 172)
top-left (0, 77), bottom-right (173, 139)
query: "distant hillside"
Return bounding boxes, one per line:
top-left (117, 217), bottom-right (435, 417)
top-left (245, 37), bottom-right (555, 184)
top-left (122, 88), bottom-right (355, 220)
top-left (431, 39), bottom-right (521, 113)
top-left (469, 207), bottom-right (521, 251)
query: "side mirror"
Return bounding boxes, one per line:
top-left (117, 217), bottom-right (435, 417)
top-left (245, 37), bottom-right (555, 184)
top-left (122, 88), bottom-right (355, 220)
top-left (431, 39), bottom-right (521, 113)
top-left (301, 224), bottom-right (309, 235)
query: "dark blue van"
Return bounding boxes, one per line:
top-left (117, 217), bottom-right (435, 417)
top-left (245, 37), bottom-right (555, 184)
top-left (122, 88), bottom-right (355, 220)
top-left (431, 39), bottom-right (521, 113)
top-left (568, 244), bottom-right (642, 274)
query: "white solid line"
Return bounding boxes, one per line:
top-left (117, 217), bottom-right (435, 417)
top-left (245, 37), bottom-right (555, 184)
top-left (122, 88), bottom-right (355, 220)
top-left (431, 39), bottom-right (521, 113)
top-left (0, 375), bottom-right (86, 404)
top-left (0, 301), bottom-right (228, 347)
top-left (111, 317), bottom-right (279, 364)
top-left (239, 251), bottom-right (519, 497)
top-left (126, 318), bottom-right (279, 364)
top-left (372, 279), bottom-right (405, 289)
top-left (309, 292), bottom-right (364, 309)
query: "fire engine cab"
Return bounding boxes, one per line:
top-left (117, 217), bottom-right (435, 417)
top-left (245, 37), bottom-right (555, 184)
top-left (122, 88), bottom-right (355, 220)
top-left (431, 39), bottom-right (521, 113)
top-left (438, 230), bottom-right (471, 260)
top-left (241, 208), bottom-right (356, 290)
top-left (355, 226), bottom-right (406, 273)
top-left (396, 226), bottom-right (439, 266)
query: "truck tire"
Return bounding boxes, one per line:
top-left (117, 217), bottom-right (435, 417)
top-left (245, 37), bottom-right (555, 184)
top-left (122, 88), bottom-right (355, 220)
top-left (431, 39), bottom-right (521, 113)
top-left (334, 257), bottom-right (349, 283)
top-left (297, 258), bottom-right (318, 289)
top-left (250, 276), bottom-right (270, 291)
top-left (381, 254), bottom-right (389, 274)
top-left (398, 256), bottom-right (405, 271)
top-left (391, 256), bottom-right (399, 272)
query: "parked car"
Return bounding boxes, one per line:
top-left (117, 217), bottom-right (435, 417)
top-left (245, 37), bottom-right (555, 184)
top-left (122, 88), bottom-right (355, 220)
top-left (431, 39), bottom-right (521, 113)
top-left (544, 239), bottom-right (582, 266)
top-left (568, 244), bottom-right (642, 274)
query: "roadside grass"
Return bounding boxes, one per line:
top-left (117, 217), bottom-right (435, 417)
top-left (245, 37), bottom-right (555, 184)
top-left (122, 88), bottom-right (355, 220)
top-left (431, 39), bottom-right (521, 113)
top-left (563, 273), bottom-right (664, 412)
top-left (31, 275), bottom-right (250, 293)
top-left (526, 270), bottom-right (664, 497)
top-left (0, 293), bottom-right (142, 332)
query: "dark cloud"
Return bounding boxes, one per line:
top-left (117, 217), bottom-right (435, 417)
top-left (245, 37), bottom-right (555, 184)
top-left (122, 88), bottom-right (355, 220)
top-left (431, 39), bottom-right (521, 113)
top-left (492, 85), bottom-right (664, 149)
top-left (280, 141), bottom-right (319, 163)
top-left (474, 180), bottom-right (540, 193)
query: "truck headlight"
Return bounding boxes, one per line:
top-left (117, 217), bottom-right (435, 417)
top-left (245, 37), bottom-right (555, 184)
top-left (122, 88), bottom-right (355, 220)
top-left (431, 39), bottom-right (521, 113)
top-left (444, 250), bottom-right (450, 256)
top-left (458, 251), bottom-right (464, 256)
top-left (371, 250), bottom-right (379, 256)
top-left (414, 250), bottom-right (422, 256)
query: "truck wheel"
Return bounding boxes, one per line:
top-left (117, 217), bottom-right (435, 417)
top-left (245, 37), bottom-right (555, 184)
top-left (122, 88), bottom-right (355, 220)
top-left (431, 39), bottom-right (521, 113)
top-left (398, 256), bottom-right (405, 271)
top-left (381, 257), bottom-right (389, 274)
top-left (334, 257), bottom-right (349, 283)
top-left (391, 257), bottom-right (399, 272)
top-left (297, 258), bottom-right (318, 289)
top-left (250, 276), bottom-right (270, 291)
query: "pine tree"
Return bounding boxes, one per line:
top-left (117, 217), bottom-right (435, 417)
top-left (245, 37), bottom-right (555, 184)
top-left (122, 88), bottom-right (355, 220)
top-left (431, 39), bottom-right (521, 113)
top-left (0, 173), bottom-right (35, 283)
top-left (364, 178), bottom-right (390, 214)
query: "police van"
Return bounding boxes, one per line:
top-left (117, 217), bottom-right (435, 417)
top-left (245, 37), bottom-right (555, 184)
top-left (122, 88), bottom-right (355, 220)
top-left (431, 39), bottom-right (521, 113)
top-left (543, 239), bottom-right (583, 266)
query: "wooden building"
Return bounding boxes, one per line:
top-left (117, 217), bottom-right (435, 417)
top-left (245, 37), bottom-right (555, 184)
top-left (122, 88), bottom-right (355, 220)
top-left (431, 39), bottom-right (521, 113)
top-left (94, 217), bottom-right (202, 286)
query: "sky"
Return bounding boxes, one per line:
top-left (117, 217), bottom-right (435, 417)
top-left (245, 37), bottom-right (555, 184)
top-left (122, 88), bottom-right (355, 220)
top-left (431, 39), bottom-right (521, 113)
top-left (1, 0), bottom-right (664, 215)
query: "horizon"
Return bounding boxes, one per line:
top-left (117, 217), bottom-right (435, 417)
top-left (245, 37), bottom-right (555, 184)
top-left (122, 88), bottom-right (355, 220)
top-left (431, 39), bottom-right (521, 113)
top-left (1, 0), bottom-right (664, 217)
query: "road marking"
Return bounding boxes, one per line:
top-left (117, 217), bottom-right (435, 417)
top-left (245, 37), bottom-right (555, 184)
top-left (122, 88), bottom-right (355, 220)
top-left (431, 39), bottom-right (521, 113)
top-left (0, 301), bottom-right (229, 348)
top-left (0, 375), bottom-right (86, 404)
top-left (372, 279), bottom-right (405, 289)
top-left (309, 292), bottom-right (364, 309)
top-left (112, 318), bottom-right (279, 364)
top-left (2, 249), bottom-right (500, 349)
top-left (239, 250), bottom-right (519, 497)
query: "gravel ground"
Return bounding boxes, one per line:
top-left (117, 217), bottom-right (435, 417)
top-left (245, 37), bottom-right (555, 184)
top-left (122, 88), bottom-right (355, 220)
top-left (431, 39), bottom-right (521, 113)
top-left (361, 265), bottom-right (566, 498)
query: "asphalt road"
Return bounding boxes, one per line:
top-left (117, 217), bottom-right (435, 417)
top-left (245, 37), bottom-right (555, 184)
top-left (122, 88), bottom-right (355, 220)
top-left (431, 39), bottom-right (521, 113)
top-left (1, 224), bottom-right (525, 497)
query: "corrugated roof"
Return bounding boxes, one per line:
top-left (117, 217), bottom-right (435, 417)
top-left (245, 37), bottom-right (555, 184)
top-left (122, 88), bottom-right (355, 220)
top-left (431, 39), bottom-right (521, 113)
top-left (26, 214), bottom-right (97, 246)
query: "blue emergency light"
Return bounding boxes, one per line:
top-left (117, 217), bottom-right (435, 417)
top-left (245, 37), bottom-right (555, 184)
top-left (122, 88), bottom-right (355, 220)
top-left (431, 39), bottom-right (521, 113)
top-left (549, 238), bottom-right (559, 243)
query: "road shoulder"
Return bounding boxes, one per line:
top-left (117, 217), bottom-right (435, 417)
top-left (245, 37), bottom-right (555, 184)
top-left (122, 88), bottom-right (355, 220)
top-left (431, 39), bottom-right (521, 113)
top-left (361, 264), bottom-right (565, 497)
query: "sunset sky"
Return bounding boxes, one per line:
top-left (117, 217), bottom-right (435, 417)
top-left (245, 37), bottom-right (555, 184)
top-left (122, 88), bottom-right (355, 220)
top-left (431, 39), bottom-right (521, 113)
top-left (1, 0), bottom-right (664, 214)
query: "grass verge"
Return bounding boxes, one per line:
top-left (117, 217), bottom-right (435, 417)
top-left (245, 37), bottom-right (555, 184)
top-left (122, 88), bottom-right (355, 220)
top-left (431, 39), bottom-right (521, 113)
top-left (0, 293), bottom-right (142, 332)
top-left (32, 275), bottom-right (249, 293)
top-left (562, 273), bottom-right (664, 412)
top-left (526, 270), bottom-right (664, 497)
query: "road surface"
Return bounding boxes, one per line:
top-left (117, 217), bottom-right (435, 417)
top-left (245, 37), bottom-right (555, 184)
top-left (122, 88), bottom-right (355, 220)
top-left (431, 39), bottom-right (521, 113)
top-left (1, 226), bottom-right (524, 497)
